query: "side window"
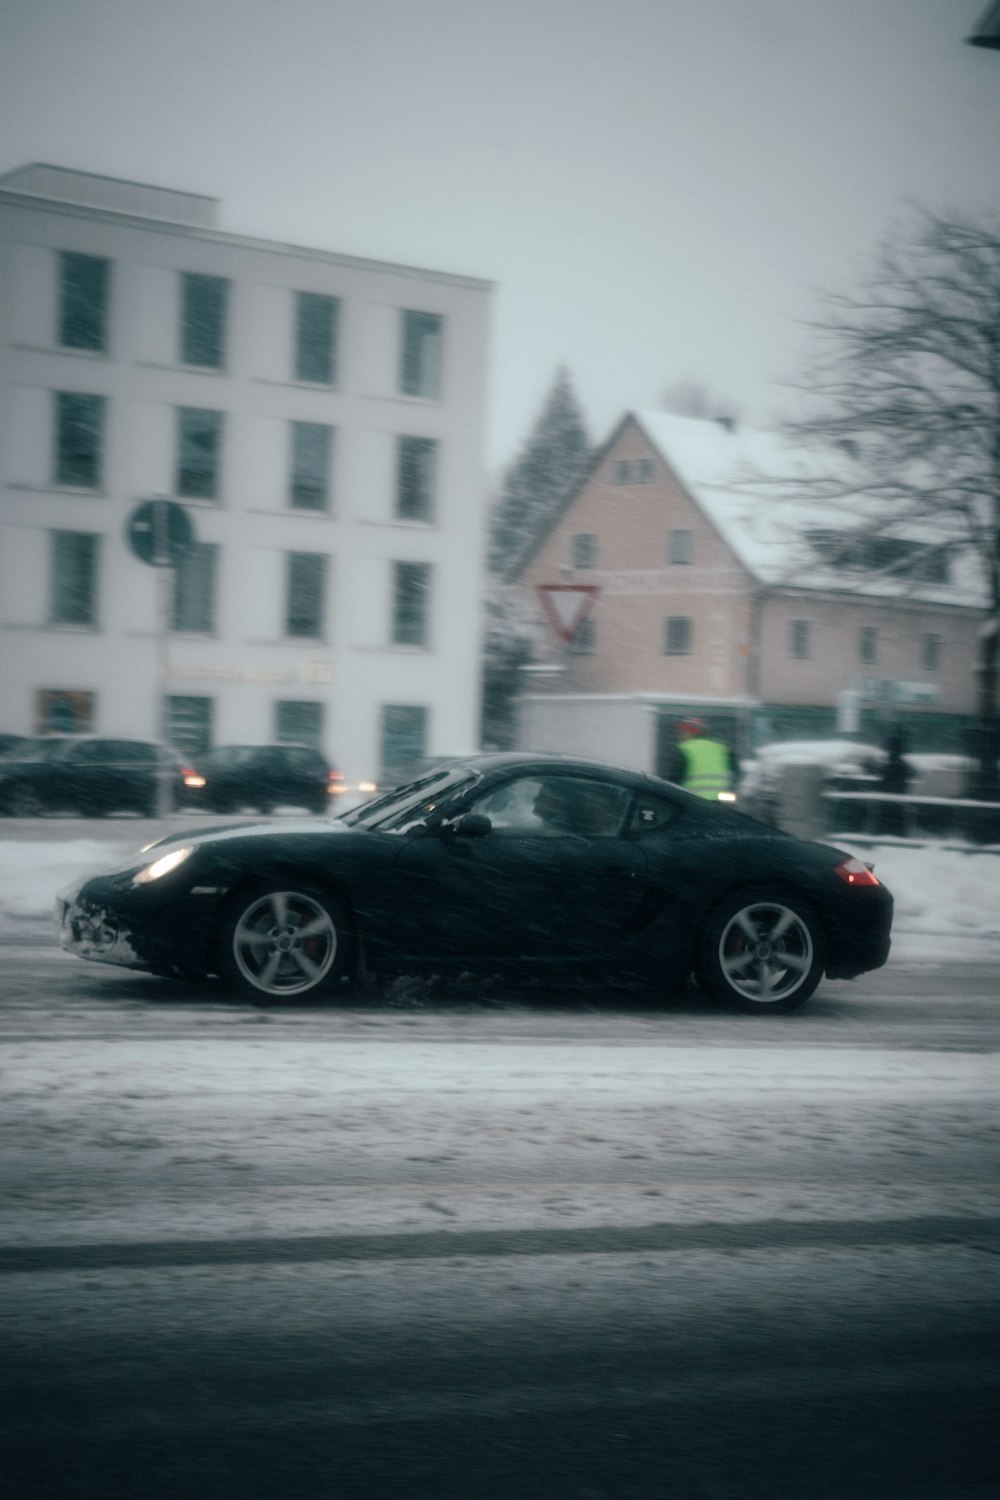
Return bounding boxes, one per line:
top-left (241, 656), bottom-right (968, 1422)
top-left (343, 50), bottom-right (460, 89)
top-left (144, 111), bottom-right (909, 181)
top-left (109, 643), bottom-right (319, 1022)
top-left (70, 740), bottom-right (109, 763)
top-left (469, 775), bottom-right (630, 837)
top-left (628, 795), bottom-right (681, 836)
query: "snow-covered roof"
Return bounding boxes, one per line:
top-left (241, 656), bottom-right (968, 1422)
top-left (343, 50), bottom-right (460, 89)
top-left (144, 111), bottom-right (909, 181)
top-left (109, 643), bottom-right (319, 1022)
top-left (632, 410), bottom-right (987, 609)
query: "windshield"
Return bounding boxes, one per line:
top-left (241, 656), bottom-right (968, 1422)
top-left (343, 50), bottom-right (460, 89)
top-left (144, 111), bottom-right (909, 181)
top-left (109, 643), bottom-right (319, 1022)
top-left (340, 767), bottom-right (478, 832)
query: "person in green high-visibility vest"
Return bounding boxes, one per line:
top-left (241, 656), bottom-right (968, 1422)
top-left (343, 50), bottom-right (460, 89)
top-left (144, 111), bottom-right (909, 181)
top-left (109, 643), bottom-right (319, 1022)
top-left (669, 716), bottom-right (737, 800)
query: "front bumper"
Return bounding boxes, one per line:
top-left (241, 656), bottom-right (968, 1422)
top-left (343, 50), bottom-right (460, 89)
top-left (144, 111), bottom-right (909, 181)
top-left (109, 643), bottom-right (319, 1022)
top-left (56, 870), bottom-right (217, 976)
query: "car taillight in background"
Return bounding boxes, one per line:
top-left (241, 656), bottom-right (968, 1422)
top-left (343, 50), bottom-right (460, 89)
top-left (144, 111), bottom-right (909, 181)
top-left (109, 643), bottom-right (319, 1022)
top-left (182, 767), bottom-right (206, 789)
top-left (833, 857), bottom-right (880, 887)
top-left (327, 770), bottom-right (346, 796)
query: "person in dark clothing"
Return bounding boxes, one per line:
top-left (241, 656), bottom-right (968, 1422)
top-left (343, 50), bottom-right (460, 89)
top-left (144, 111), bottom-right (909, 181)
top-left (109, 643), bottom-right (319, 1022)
top-left (878, 732), bottom-right (912, 835)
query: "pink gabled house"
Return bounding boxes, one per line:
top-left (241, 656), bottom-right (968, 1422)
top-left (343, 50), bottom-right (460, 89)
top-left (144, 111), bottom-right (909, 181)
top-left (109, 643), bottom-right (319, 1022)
top-left (513, 411), bottom-right (985, 776)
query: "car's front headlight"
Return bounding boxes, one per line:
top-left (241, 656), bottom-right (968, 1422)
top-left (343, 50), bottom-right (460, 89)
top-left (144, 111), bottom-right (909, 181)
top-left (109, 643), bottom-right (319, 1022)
top-left (133, 847), bottom-right (194, 885)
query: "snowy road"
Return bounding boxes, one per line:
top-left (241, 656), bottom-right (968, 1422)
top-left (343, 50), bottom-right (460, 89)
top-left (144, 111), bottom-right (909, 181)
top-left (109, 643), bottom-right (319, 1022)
top-left (2, 945), bottom-right (999, 1498)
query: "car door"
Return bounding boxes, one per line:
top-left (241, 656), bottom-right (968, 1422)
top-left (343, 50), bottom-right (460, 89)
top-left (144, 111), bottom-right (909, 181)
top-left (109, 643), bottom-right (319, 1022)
top-left (387, 770), bottom-right (648, 964)
top-left (53, 739), bottom-right (110, 812)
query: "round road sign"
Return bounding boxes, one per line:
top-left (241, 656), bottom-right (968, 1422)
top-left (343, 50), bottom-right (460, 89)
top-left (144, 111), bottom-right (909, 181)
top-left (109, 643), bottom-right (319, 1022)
top-left (126, 500), bottom-right (195, 567)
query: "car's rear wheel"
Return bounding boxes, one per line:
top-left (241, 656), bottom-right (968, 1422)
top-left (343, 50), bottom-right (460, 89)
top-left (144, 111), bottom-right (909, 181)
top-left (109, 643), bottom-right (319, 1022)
top-left (697, 888), bottom-right (824, 1013)
top-left (217, 883), bottom-right (351, 1001)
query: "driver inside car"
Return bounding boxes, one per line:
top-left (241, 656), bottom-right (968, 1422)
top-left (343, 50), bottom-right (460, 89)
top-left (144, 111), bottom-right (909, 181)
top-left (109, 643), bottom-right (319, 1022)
top-left (532, 779), bottom-right (621, 836)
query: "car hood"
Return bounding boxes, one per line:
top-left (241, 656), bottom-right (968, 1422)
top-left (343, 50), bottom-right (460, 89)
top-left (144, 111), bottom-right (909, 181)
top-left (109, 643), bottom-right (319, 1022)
top-left (143, 815), bottom-right (354, 852)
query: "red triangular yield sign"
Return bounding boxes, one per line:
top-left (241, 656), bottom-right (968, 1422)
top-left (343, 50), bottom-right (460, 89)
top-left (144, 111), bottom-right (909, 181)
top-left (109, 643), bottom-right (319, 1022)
top-left (536, 584), bottom-right (601, 644)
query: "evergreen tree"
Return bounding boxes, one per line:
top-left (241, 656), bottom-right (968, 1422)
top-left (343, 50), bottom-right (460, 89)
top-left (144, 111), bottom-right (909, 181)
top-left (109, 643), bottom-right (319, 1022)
top-left (481, 369), bottom-right (591, 748)
top-left (488, 367), bottom-right (592, 578)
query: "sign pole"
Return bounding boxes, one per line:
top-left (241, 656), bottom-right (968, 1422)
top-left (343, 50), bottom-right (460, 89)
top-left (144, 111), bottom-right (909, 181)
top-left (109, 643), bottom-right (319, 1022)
top-left (155, 500), bottom-right (172, 819)
top-left (124, 496), bottom-right (197, 821)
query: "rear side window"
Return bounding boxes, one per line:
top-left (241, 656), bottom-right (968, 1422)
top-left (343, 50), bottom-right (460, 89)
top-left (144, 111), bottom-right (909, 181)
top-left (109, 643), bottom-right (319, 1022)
top-left (283, 746), bottom-right (322, 769)
top-left (628, 795), bottom-right (681, 836)
top-left (66, 740), bottom-right (111, 762)
top-left (113, 741), bottom-right (156, 763)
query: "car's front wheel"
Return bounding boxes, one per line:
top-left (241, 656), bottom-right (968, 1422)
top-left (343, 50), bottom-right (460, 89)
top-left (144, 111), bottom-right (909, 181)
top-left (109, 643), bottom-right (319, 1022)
top-left (697, 888), bottom-right (824, 1013)
top-left (216, 883), bottom-right (352, 1001)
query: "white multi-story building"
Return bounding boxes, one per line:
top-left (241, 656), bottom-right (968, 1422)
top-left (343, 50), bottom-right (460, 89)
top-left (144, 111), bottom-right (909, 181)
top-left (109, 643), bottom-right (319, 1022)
top-left (0, 164), bottom-right (492, 786)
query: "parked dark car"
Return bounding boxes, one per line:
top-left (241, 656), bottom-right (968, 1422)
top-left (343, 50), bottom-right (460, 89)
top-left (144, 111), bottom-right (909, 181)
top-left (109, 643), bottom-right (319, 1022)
top-left (0, 736), bottom-right (196, 817)
top-left (58, 752), bottom-right (893, 1013)
top-left (0, 734), bottom-right (31, 759)
top-left (187, 743), bottom-right (341, 815)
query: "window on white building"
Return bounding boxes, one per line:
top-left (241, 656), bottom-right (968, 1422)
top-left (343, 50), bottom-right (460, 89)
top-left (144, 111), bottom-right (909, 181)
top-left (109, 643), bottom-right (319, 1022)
top-left (392, 561), bottom-right (431, 646)
top-left (396, 436), bottom-right (437, 521)
top-left (275, 700), bottom-right (324, 749)
top-left (663, 616), bottom-right (693, 655)
top-left (54, 392), bottom-right (105, 488)
top-left (789, 619), bottom-right (813, 660)
top-left (58, 253), bottom-right (110, 352)
top-left (289, 421), bottom-right (332, 511)
top-left (176, 407), bottom-right (223, 500)
top-left (400, 311), bottom-right (443, 398)
top-left (572, 533), bottom-right (598, 568)
top-left (166, 695), bottom-right (213, 756)
top-left (171, 542), bottom-right (218, 633)
top-left (294, 292), bottom-right (339, 384)
top-left (859, 625), bottom-right (878, 665)
top-left (50, 531), bottom-right (100, 626)
top-left (37, 689), bottom-right (94, 734)
top-left (285, 552), bottom-right (327, 639)
top-left (921, 633), bottom-right (943, 671)
top-left (180, 273), bottom-right (228, 369)
top-left (380, 704), bottom-right (428, 776)
top-left (667, 529), bottom-right (694, 564)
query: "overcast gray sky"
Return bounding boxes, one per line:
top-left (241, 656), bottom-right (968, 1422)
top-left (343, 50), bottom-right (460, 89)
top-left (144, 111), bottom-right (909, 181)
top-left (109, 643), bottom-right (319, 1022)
top-left (1, 0), bottom-right (998, 473)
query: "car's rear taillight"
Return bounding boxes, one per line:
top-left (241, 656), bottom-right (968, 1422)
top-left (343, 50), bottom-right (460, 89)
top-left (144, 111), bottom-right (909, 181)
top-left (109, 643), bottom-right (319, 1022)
top-left (327, 770), bottom-right (345, 795)
top-left (182, 767), bottom-right (206, 789)
top-left (834, 857), bottom-right (880, 887)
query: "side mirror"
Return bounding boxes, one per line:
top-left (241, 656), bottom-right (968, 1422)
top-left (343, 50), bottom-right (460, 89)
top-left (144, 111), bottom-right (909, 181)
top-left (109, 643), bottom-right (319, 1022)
top-left (449, 812), bottom-right (492, 838)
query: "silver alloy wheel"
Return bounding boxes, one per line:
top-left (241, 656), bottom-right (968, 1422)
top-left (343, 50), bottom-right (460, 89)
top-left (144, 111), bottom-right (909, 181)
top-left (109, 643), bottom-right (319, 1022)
top-left (231, 889), bottom-right (338, 997)
top-left (716, 899), bottom-right (814, 1005)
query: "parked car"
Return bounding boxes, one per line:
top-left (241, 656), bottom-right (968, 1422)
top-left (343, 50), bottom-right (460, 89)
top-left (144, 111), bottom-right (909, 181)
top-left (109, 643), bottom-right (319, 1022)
top-left (0, 734), bottom-right (30, 759)
top-left (187, 743), bottom-right (342, 815)
top-left (0, 736), bottom-right (195, 817)
top-left (58, 752), bottom-right (893, 1013)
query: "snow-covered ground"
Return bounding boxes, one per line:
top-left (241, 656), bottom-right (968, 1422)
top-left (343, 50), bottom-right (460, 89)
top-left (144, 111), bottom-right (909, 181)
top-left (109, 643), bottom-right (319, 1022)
top-left (0, 821), bottom-right (997, 958)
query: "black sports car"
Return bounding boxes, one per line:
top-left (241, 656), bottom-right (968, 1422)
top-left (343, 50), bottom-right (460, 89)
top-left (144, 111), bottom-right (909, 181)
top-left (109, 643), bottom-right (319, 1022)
top-left (57, 753), bottom-right (893, 1013)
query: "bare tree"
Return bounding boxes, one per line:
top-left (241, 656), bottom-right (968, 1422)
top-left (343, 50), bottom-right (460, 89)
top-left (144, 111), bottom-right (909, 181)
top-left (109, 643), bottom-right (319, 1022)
top-left (779, 209), bottom-right (1000, 791)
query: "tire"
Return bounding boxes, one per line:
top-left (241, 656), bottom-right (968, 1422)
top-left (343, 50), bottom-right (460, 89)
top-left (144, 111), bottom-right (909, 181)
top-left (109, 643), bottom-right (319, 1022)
top-left (216, 883), bottom-right (352, 1001)
top-left (4, 784), bottom-right (44, 817)
top-left (697, 888), bottom-right (824, 1014)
